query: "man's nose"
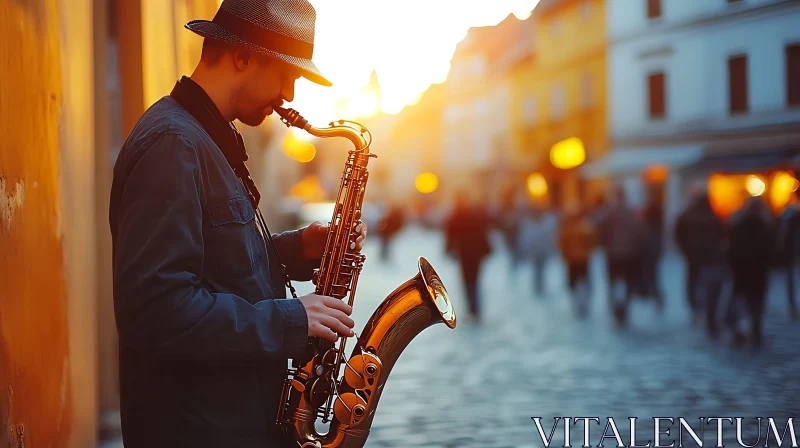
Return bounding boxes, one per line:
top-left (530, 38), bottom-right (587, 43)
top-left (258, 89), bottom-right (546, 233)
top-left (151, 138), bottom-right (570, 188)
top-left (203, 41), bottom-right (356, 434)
top-left (281, 81), bottom-right (295, 103)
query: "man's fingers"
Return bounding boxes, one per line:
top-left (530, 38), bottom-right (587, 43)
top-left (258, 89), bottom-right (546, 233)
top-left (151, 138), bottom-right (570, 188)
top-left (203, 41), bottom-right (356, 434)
top-left (311, 323), bottom-right (338, 342)
top-left (320, 315), bottom-right (354, 337)
top-left (328, 309), bottom-right (355, 329)
top-left (322, 296), bottom-right (353, 315)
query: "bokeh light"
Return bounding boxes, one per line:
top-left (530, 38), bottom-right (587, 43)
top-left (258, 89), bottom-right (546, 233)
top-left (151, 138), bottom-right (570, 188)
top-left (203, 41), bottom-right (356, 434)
top-left (643, 165), bottom-right (669, 183)
top-left (289, 175), bottom-right (327, 202)
top-left (745, 174), bottom-right (767, 197)
top-left (283, 132), bottom-right (317, 163)
top-left (550, 137), bottom-right (586, 170)
top-left (415, 172), bottom-right (439, 194)
top-left (770, 171), bottom-right (800, 210)
top-left (527, 173), bottom-right (548, 198)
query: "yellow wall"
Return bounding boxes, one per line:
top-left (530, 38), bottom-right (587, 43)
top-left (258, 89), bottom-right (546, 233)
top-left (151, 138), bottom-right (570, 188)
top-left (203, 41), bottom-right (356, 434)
top-left (1, 1), bottom-right (72, 445)
top-left (511, 0), bottom-right (608, 205)
top-left (1, 0), bottom-right (99, 446)
top-left (59, 0), bottom-right (100, 445)
top-left (143, 0), bottom-right (218, 109)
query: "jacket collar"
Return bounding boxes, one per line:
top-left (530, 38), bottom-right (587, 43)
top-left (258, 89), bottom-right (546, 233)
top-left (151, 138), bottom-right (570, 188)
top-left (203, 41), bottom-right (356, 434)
top-left (170, 76), bottom-right (260, 207)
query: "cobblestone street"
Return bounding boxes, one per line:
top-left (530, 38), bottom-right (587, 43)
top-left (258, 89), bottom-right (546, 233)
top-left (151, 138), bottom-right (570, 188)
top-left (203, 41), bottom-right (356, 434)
top-left (102, 226), bottom-right (800, 448)
top-left (330, 226), bottom-right (800, 448)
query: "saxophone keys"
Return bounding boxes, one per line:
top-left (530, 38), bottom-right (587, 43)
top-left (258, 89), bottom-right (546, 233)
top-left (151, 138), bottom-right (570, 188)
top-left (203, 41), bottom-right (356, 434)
top-left (311, 271), bottom-right (319, 286)
top-left (333, 392), bottom-right (368, 427)
top-left (343, 352), bottom-right (382, 390)
top-left (290, 379), bottom-right (306, 392)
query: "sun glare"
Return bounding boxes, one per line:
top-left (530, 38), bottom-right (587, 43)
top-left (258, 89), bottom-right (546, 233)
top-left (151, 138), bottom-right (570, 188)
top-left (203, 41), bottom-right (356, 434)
top-left (286, 0), bottom-right (541, 123)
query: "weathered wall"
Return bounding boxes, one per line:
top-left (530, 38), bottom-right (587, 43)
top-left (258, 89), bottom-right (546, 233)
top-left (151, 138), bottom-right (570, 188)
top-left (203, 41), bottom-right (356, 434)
top-left (0, 0), bottom-right (72, 446)
top-left (1, 0), bottom-right (98, 446)
top-left (58, 0), bottom-right (99, 445)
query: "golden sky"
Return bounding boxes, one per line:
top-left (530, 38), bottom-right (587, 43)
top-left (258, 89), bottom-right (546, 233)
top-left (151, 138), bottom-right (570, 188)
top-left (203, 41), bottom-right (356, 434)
top-left (286, 0), bottom-right (540, 124)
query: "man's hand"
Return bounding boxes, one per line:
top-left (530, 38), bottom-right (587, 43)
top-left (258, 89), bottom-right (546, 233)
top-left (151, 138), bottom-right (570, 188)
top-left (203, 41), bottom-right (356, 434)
top-left (298, 293), bottom-right (355, 342)
top-left (302, 220), bottom-right (367, 260)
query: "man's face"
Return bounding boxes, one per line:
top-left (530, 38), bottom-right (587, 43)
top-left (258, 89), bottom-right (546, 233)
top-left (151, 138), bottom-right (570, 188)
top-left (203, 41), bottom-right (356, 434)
top-left (234, 54), bottom-right (301, 127)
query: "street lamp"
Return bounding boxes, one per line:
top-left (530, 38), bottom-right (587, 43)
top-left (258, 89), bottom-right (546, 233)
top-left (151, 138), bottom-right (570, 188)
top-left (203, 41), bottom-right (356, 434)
top-left (550, 137), bottom-right (586, 170)
top-left (526, 172), bottom-right (548, 198)
top-left (415, 172), bottom-right (439, 194)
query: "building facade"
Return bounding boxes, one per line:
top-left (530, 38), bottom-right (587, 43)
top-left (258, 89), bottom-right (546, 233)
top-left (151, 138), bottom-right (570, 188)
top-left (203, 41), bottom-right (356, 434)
top-left (596, 0), bottom-right (800, 226)
top-left (440, 14), bottom-right (527, 203)
top-left (514, 0), bottom-right (608, 209)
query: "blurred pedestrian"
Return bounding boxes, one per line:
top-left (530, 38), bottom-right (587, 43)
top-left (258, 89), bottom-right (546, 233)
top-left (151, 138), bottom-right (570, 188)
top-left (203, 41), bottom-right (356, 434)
top-left (674, 187), bottom-right (728, 337)
top-left (728, 197), bottom-right (777, 347)
top-left (558, 202), bottom-right (598, 317)
top-left (598, 185), bottom-right (647, 325)
top-left (589, 194), bottom-right (609, 228)
top-left (444, 190), bottom-right (493, 320)
top-left (518, 201), bottom-right (559, 298)
top-left (641, 188), bottom-right (665, 308)
top-left (777, 190), bottom-right (800, 319)
top-left (496, 185), bottom-right (524, 271)
top-left (377, 202), bottom-right (405, 263)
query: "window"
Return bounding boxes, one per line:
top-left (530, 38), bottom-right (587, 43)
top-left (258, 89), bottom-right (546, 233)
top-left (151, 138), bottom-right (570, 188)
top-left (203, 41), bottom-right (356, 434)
top-left (580, 0), bottom-right (591, 20)
top-left (787, 44), bottom-right (800, 106)
top-left (470, 56), bottom-right (486, 78)
top-left (647, 0), bottom-right (661, 19)
top-left (551, 84), bottom-right (566, 120)
top-left (444, 133), bottom-right (461, 167)
top-left (443, 105), bottom-right (462, 123)
top-left (474, 97), bottom-right (489, 117)
top-left (580, 74), bottom-right (593, 110)
top-left (551, 16), bottom-right (562, 36)
top-left (728, 54), bottom-right (749, 114)
top-left (647, 72), bottom-right (666, 119)
top-left (523, 95), bottom-right (537, 125)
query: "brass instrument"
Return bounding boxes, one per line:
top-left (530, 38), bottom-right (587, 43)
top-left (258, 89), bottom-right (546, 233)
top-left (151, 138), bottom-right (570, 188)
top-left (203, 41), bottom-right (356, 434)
top-left (273, 106), bottom-right (457, 448)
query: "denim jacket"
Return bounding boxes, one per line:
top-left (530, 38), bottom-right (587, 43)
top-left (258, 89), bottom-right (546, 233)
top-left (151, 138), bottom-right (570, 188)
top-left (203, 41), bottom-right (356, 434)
top-left (109, 90), bottom-right (315, 447)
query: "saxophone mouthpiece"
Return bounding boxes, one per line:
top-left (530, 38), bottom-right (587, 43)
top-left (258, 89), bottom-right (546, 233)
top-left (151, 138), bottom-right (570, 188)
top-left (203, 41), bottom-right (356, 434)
top-left (274, 106), bottom-right (309, 130)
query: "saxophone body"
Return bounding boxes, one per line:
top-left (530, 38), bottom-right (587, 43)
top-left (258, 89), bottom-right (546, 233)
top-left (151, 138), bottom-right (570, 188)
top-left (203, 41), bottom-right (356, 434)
top-left (273, 107), bottom-right (457, 448)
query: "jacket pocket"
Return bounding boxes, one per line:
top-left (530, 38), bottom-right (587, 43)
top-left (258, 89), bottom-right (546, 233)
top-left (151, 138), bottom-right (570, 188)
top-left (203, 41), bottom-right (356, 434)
top-left (205, 197), bottom-right (264, 278)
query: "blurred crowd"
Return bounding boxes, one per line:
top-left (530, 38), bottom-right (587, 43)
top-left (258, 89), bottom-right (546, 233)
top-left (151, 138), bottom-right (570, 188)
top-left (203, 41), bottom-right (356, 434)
top-left (371, 186), bottom-right (800, 350)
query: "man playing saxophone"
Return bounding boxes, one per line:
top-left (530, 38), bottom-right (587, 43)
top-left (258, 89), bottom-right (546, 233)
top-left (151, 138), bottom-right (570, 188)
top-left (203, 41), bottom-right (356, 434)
top-left (108, 1), bottom-right (367, 446)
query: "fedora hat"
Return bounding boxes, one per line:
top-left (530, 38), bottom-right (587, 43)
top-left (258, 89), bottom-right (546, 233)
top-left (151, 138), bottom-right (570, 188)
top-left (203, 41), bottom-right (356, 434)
top-left (186, 0), bottom-right (332, 87)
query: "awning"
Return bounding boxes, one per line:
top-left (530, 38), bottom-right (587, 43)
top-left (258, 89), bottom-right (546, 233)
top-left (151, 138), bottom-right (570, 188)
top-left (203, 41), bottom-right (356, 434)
top-left (691, 148), bottom-right (798, 173)
top-left (581, 144), bottom-right (704, 179)
top-left (691, 133), bottom-right (800, 173)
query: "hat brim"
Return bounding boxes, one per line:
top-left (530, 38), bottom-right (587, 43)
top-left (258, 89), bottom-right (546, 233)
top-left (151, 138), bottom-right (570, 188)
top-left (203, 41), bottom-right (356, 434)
top-left (185, 20), bottom-right (333, 87)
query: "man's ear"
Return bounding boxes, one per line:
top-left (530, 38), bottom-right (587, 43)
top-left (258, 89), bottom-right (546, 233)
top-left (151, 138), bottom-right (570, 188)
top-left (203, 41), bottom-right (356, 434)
top-left (233, 48), bottom-right (253, 71)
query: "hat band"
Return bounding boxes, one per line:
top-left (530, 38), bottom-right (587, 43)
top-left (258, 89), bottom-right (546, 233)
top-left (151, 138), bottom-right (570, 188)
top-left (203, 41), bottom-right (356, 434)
top-left (212, 9), bottom-right (314, 59)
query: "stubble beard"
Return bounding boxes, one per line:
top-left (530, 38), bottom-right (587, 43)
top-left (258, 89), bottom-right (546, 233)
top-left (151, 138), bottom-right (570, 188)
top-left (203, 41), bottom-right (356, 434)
top-left (232, 88), bottom-right (273, 127)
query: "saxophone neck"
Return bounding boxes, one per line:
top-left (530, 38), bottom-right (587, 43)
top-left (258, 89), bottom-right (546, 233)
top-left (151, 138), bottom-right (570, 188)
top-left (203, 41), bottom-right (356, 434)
top-left (274, 106), bottom-right (370, 152)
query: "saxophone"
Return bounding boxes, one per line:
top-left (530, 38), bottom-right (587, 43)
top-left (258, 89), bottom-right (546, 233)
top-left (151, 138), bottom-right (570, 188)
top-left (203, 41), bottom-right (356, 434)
top-left (273, 106), bottom-right (457, 448)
